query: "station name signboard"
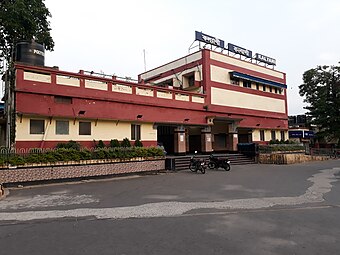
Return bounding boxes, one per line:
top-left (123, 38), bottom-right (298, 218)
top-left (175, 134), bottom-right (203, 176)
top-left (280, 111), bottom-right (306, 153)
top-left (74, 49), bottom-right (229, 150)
top-left (195, 31), bottom-right (225, 48)
top-left (255, 53), bottom-right (276, 66)
top-left (228, 43), bottom-right (252, 59)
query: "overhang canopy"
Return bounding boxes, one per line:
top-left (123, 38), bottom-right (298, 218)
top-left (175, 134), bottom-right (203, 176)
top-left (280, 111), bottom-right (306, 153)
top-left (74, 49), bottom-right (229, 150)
top-left (230, 71), bottom-right (287, 89)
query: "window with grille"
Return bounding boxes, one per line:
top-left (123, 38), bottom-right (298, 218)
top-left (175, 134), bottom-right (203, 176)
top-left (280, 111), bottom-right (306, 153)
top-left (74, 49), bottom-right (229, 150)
top-left (260, 130), bottom-right (265, 141)
top-left (271, 130), bottom-right (276, 140)
top-left (79, 121), bottom-right (91, 135)
top-left (280, 131), bottom-right (285, 141)
top-left (54, 96), bottom-right (72, 104)
top-left (56, 120), bottom-right (69, 135)
top-left (30, 119), bottom-right (45, 134)
top-left (131, 124), bottom-right (141, 140)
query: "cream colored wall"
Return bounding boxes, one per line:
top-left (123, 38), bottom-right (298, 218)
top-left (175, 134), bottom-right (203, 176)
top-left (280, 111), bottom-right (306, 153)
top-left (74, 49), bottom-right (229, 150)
top-left (24, 71), bottom-right (51, 83)
top-left (211, 87), bottom-right (286, 113)
top-left (148, 65), bottom-right (203, 88)
top-left (210, 51), bottom-right (284, 79)
top-left (85, 80), bottom-right (107, 91)
top-left (140, 51), bottom-right (202, 81)
top-left (56, 75), bottom-right (80, 87)
top-left (252, 129), bottom-right (288, 142)
top-left (210, 65), bottom-right (233, 84)
top-left (16, 116), bottom-right (157, 142)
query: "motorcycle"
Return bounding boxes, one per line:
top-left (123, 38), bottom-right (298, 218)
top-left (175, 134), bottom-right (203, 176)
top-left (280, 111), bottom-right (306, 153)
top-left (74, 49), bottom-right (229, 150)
top-left (208, 154), bottom-right (231, 171)
top-left (189, 152), bottom-right (206, 174)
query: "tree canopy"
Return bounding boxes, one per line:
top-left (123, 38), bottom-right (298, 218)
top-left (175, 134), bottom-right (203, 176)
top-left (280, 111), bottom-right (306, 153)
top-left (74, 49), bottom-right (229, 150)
top-left (0, 0), bottom-right (54, 69)
top-left (299, 64), bottom-right (340, 145)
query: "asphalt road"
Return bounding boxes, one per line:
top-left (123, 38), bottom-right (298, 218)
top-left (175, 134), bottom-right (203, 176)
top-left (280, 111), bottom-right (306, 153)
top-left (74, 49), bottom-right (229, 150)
top-left (1, 160), bottom-right (340, 255)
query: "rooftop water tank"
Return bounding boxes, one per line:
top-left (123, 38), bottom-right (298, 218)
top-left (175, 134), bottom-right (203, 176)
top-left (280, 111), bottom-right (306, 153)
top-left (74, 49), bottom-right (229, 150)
top-left (15, 41), bottom-right (45, 66)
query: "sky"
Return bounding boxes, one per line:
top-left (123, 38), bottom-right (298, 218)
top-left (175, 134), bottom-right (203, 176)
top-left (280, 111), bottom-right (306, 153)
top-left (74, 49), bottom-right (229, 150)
top-left (40, 0), bottom-right (340, 115)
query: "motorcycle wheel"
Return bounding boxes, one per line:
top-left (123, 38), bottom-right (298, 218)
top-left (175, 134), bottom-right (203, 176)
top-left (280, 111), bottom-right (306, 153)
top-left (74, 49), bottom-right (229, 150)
top-left (200, 166), bottom-right (206, 174)
top-left (189, 163), bottom-right (197, 172)
top-left (223, 163), bottom-right (231, 171)
top-left (208, 162), bottom-right (216, 169)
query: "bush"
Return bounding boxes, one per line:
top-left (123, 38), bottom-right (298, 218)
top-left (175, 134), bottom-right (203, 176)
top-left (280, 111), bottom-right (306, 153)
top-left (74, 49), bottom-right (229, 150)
top-left (56, 140), bottom-right (81, 150)
top-left (134, 140), bottom-right (143, 147)
top-left (96, 140), bottom-right (106, 148)
top-left (0, 146), bottom-right (164, 166)
top-left (110, 139), bottom-right (120, 148)
top-left (121, 138), bottom-right (131, 147)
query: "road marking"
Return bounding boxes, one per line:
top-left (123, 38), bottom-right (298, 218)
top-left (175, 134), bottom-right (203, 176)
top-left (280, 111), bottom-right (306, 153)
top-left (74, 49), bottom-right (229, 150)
top-left (0, 168), bottom-right (339, 222)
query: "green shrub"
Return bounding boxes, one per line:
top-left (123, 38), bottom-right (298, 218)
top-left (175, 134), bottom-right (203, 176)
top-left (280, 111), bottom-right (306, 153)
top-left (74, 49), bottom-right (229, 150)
top-left (110, 139), bottom-right (120, 148)
top-left (96, 140), bottom-right (106, 148)
top-left (56, 140), bottom-right (81, 150)
top-left (134, 140), bottom-right (143, 147)
top-left (121, 138), bottom-right (131, 147)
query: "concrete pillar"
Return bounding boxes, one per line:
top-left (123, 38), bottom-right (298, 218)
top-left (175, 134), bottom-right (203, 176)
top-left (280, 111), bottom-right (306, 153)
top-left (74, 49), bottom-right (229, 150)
top-left (201, 126), bottom-right (212, 154)
top-left (227, 133), bottom-right (238, 151)
top-left (227, 122), bottom-right (239, 152)
top-left (174, 126), bottom-right (186, 155)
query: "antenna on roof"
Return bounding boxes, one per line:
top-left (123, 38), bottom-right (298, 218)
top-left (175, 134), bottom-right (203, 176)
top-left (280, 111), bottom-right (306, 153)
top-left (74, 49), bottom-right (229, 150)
top-left (143, 49), bottom-right (147, 72)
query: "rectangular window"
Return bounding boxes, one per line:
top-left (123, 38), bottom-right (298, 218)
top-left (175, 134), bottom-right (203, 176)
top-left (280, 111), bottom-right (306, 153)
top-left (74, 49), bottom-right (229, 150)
top-left (274, 88), bottom-right (278, 94)
top-left (56, 120), bottom-right (69, 135)
top-left (55, 96), bottom-right (72, 104)
top-left (280, 131), bottom-right (285, 141)
top-left (256, 83), bottom-right (259, 90)
top-left (79, 121), bottom-right (91, 135)
top-left (131, 124), bottom-right (141, 140)
top-left (269, 86), bottom-right (273, 93)
top-left (271, 130), bottom-right (276, 140)
top-left (260, 130), bottom-right (265, 141)
top-left (230, 77), bottom-right (240, 85)
top-left (30, 119), bottom-right (45, 134)
top-left (243, 80), bottom-right (251, 88)
top-left (262, 85), bottom-right (266, 92)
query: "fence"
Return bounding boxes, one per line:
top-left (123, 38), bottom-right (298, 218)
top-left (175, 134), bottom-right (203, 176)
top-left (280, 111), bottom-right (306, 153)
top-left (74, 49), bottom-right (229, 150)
top-left (310, 148), bottom-right (340, 158)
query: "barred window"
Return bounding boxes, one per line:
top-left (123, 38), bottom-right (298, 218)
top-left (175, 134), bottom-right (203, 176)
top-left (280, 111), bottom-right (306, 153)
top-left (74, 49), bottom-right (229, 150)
top-left (30, 119), bottom-right (45, 134)
top-left (260, 130), bottom-right (265, 141)
top-left (131, 124), bottom-right (141, 140)
top-left (56, 120), bottom-right (69, 135)
top-left (79, 121), bottom-right (91, 135)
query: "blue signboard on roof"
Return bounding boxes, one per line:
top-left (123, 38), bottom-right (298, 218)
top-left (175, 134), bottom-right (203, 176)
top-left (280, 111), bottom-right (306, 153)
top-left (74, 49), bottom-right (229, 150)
top-left (195, 31), bottom-right (225, 48)
top-left (228, 43), bottom-right (252, 59)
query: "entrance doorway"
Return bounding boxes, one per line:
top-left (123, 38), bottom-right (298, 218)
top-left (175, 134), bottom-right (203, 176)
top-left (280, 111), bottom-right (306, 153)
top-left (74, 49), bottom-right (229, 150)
top-left (157, 126), bottom-right (175, 154)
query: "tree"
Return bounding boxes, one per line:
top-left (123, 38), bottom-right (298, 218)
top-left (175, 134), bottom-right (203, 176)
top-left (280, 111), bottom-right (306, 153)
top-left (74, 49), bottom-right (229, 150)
top-left (299, 64), bottom-right (340, 145)
top-left (0, 0), bottom-right (54, 70)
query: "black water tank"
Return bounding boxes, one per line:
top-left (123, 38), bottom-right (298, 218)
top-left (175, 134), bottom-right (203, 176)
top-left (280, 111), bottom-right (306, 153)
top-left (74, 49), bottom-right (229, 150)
top-left (15, 41), bottom-right (45, 66)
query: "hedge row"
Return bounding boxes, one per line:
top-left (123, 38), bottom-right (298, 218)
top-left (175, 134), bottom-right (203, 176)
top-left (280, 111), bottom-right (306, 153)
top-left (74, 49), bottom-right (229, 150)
top-left (259, 144), bottom-right (305, 153)
top-left (0, 147), bottom-right (165, 166)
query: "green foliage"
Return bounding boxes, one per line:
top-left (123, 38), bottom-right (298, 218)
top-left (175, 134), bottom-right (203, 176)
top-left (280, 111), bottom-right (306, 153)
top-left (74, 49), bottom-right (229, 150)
top-left (0, 146), bottom-right (165, 166)
top-left (121, 138), bottom-right (131, 147)
top-left (56, 140), bottom-right (81, 150)
top-left (110, 139), bottom-right (120, 148)
top-left (299, 64), bottom-right (340, 145)
top-left (134, 140), bottom-right (143, 147)
top-left (0, 0), bottom-right (54, 67)
top-left (96, 140), bottom-right (106, 148)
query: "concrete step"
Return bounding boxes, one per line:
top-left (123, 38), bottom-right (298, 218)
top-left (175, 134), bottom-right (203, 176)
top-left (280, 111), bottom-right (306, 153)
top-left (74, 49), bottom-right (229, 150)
top-left (166, 154), bottom-right (256, 171)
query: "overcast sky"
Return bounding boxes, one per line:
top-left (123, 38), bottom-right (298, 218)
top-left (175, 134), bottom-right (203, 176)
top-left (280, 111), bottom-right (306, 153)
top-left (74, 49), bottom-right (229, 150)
top-left (43, 0), bottom-right (340, 115)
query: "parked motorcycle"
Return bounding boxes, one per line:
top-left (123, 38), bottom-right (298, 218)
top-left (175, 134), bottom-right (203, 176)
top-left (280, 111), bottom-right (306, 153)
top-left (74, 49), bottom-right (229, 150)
top-left (189, 152), bottom-right (206, 174)
top-left (208, 154), bottom-right (231, 171)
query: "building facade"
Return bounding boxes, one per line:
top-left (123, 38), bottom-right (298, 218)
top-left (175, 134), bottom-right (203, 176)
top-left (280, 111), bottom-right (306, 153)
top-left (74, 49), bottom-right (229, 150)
top-left (3, 48), bottom-right (288, 154)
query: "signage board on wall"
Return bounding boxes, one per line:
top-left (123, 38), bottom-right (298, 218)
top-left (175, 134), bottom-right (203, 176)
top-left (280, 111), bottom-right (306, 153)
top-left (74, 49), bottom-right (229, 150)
top-left (288, 130), bottom-right (303, 138)
top-left (195, 31), bottom-right (225, 48)
top-left (255, 53), bottom-right (276, 66)
top-left (228, 43), bottom-right (252, 59)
